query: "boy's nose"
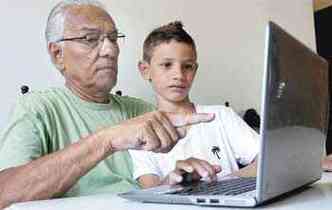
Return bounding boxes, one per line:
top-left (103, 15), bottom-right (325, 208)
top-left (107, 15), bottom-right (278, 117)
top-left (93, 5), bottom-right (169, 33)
top-left (173, 64), bottom-right (185, 80)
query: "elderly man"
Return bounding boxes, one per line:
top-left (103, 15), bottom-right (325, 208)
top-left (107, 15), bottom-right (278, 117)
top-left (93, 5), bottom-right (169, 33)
top-left (0, 0), bottom-right (214, 208)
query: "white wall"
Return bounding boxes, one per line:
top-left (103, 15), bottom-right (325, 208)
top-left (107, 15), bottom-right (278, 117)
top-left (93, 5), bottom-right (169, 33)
top-left (0, 0), bottom-right (315, 130)
top-left (268, 0), bottom-right (316, 51)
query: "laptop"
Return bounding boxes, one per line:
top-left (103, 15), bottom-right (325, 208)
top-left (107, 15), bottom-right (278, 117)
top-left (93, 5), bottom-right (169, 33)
top-left (119, 21), bottom-right (329, 207)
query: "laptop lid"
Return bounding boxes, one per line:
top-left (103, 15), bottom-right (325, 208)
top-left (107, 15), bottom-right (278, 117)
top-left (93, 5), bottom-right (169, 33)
top-left (256, 21), bottom-right (329, 203)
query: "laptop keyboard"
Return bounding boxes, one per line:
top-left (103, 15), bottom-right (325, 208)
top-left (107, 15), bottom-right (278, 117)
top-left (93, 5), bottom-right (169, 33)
top-left (173, 177), bottom-right (256, 196)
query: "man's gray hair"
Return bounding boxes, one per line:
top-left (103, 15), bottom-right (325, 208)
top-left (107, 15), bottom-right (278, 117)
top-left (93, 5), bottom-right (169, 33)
top-left (45, 0), bottom-right (106, 45)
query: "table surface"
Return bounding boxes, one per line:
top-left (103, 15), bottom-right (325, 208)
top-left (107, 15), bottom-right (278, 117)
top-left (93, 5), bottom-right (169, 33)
top-left (6, 173), bottom-right (332, 210)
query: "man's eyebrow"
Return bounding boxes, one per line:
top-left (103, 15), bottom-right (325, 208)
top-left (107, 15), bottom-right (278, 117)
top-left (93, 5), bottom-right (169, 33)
top-left (78, 27), bottom-right (101, 33)
top-left (78, 27), bottom-right (118, 33)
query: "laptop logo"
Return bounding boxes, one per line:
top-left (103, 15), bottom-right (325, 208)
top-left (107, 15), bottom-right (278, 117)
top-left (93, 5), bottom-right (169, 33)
top-left (211, 146), bottom-right (221, 159)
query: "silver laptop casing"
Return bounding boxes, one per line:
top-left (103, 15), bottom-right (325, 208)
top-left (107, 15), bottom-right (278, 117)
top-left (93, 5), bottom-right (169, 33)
top-left (256, 22), bottom-right (328, 203)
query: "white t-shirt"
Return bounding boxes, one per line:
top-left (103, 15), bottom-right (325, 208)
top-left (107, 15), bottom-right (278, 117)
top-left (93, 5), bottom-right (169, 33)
top-left (129, 105), bottom-right (259, 180)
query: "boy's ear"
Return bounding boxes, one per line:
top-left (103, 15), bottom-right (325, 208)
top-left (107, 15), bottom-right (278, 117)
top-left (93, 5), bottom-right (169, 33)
top-left (48, 42), bottom-right (65, 73)
top-left (138, 60), bottom-right (151, 81)
top-left (195, 63), bottom-right (199, 71)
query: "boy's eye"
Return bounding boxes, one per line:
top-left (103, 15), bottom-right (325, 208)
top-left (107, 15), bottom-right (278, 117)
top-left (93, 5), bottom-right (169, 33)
top-left (184, 64), bottom-right (193, 69)
top-left (183, 63), bottom-right (197, 71)
top-left (161, 62), bottom-right (173, 68)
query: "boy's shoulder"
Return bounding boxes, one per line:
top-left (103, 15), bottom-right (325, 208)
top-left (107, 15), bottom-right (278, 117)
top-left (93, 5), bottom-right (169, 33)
top-left (112, 95), bottom-right (155, 109)
top-left (196, 104), bottom-right (234, 115)
top-left (195, 104), bottom-right (241, 123)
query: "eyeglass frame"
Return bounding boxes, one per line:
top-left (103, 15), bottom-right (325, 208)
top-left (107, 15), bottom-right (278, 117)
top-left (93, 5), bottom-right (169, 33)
top-left (55, 30), bottom-right (126, 49)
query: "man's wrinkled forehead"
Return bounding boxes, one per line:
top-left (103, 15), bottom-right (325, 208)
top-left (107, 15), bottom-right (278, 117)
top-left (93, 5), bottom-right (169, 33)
top-left (64, 5), bottom-right (116, 33)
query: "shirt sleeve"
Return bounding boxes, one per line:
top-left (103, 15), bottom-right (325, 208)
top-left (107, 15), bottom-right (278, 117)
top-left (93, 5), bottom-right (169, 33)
top-left (128, 150), bottom-right (162, 180)
top-left (0, 98), bottom-right (44, 170)
top-left (222, 108), bottom-right (259, 165)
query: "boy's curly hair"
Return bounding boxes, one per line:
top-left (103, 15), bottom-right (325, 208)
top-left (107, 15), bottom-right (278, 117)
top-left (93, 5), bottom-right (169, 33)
top-left (143, 21), bottom-right (197, 63)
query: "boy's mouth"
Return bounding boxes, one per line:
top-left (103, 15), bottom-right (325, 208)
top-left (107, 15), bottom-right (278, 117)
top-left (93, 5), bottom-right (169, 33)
top-left (168, 85), bottom-right (188, 93)
top-left (169, 85), bottom-right (186, 89)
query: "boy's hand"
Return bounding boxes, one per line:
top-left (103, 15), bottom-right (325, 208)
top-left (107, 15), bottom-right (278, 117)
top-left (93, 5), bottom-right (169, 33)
top-left (105, 111), bottom-right (215, 153)
top-left (161, 158), bottom-right (222, 185)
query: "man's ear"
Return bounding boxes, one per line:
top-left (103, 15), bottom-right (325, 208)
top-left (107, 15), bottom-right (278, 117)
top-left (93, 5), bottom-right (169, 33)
top-left (48, 42), bottom-right (65, 73)
top-left (138, 60), bottom-right (151, 81)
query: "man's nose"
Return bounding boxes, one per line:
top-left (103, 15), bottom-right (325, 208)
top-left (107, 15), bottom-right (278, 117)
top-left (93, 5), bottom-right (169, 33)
top-left (99, 38), bottom-right (119, 57)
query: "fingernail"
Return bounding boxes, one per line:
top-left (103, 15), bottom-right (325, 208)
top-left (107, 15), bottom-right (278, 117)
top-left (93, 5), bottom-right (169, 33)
top-left (203, 113), bottom-right (215, 121)
top-left (186, 167), bottom-right (193, 173)
top-left (175, 175), bottom-right (183, 182)
top-left (214, 165), bottom-right (222, 172)
top-left (202, 171), bottom-right (209, 177)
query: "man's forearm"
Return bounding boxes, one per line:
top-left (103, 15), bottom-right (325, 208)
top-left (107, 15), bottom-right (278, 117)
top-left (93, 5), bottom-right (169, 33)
top-left (0, 131), bottom-right (112, 209)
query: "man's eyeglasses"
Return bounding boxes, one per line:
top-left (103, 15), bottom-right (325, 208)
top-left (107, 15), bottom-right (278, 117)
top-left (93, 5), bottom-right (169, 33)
top-left (56, 31), bottom-right (126, 49)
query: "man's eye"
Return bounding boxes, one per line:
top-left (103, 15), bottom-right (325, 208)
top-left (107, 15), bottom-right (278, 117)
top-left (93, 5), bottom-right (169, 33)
top-left (107, 34), bottom-right (118, 42)
top-left (84, 35), bottom-right (99, 42)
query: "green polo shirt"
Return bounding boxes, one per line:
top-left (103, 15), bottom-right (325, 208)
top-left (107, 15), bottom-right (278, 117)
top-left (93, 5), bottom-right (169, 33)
top-left (0, 87), bottom-right (154, 197)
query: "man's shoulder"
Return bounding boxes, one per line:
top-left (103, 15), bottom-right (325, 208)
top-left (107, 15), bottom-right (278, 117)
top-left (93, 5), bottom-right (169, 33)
top-left (21, 87), bottom-right (65, 98)
top-left (17, 87), bottom-right (68, 112)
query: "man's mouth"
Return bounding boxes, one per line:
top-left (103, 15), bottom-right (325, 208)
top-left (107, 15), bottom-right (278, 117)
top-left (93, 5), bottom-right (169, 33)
top-left (97, 66), bottom-right (116, 72)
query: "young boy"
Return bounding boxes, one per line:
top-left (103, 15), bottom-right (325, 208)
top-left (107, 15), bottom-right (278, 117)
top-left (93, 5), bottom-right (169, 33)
top-left (129, 21), bottom-right (259, 188)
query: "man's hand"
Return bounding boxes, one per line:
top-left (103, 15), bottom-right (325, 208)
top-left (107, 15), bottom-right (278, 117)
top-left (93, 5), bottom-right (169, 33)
top-left (161, 158), bottom-right (222, 185)
top-left (101, 111), bottom-right (214, 153)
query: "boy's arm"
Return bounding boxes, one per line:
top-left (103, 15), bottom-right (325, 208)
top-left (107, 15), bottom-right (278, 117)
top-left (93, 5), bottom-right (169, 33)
top-left (138, 158), bottom-right (257, 189)
top-left (129, 149), bottom-right (163, 188)
top-left (137, 158), bottom-right (222, 188)
top-left (232, 158), bottom-right (258, 177)
top-left (222, 108), bottom-right (259, 166)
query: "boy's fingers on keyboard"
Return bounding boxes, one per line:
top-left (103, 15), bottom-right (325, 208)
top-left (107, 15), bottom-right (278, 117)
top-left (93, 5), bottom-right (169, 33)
top-left (164, 171), bottom-right (183, 185)
top-left (194, 159), bottom-right (217, 178)
top-left (175, 160), bottom-right (194, 173)
top-left (181, 172), bottom-right (193, 183)
top-left (213, 165), bottom-right (222, 173)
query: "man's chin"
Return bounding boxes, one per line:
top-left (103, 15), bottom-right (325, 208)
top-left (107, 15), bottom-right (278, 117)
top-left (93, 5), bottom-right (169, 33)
top-left (96, 80), bottom-right (117, 94)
